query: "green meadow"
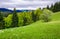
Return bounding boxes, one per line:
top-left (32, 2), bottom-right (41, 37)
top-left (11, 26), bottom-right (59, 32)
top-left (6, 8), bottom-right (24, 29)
top-left (0, 12), bottom-right (60, 39)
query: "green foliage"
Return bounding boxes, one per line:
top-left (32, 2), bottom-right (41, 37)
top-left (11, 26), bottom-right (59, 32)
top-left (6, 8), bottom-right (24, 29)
top-left (47, 5), bottom-right (50, 9)
top-left (31, 8), bottom-right (43, 22)
top-left (49, 4), bottom-right (54, 11)
top-left (49, 2), bottom-right (60, 12)
top-left (35, 8), bottom-right (43, 20)
top-left (41, 13), bottom-right (51, 22)
top-left (0, 8), bottom-right (52, 29)
top-left (31, 11), bottom-right (37, 22)
top-left (22, 11), bottom-right (32, 26)
top-left (0, 11), bottom-right (5, 29)
top-left (17, 13), bottom-right (23, 26)
top-left (23, 16), bottom-right (27, 26)
top-left (22, 12), bottom-right (28, 26)
top-left (11, 8), bottom-right (18, 27)
top-left (4, 14), bottom-right (12, 28)
top-left (41, 9), bottom-right (52, 22)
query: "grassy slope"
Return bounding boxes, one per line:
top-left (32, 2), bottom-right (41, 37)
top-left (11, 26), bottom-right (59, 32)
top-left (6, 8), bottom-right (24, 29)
top-left (51, 12), bottom-right (60, 21)
top-left (0, 12), bottom-right (60, 39)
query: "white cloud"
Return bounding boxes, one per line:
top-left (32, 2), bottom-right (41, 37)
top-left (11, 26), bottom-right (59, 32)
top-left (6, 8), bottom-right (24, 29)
top-left (8, 7), bottom-right (37, 10)
top-left (0, 0), bottom-right (60, 10)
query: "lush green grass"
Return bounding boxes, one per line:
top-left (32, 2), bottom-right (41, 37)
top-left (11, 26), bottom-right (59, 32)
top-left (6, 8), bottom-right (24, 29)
top-left (0, 12), bottom-right (60, 39)
top-left (51, 12), bottom-right (60, 21)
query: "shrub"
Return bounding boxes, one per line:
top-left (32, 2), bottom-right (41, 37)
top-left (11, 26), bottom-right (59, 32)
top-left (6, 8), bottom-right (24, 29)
top-left (41, 9), bottom-right (52, 22)
top-left (41, 13), bottom-right (51, 22)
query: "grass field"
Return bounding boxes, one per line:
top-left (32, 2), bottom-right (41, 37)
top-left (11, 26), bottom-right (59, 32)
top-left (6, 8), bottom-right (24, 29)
top-left (0, 12), bottom-right (60, 39)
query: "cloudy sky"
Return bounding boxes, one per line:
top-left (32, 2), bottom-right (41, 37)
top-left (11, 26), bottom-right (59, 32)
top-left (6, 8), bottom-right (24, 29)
top-left (0, 0), bottom-right (60, 10)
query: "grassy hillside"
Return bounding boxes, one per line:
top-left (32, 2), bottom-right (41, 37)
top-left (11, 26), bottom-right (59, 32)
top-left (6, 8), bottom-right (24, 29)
top-left (51, 12), bottom-right (60, 21)
top-left (0, 12), bottom-right (60, 39)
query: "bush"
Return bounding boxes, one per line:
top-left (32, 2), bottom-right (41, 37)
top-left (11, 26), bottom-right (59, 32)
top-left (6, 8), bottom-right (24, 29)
top-left (41, 13), bottom-right (51, 22)
top-left (41, 9), bottom-right (52, 22)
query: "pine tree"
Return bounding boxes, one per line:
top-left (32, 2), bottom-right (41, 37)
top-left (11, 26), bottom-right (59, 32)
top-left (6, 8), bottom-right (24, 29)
top-left (47, 5), bottom-right (50, 9)
top-left (50, 4), bottom-right (54, 11)
top-left (0, 11), bottom-right (5, 29)
top-left (11, 8), bottom-right (18, 27)
top-left (31, 11), bottom-right (37, 22)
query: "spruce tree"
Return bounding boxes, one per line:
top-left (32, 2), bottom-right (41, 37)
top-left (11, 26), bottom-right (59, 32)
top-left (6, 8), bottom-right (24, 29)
top-left (0, 11), bottom-right (5, 29)
top-left (11, 8), bottom-right (18, 27)
top-left (47, 5), bottom-right (50, 9)
top-left (50, 4), bottom-right (54, 11)
top-left (31, 11), bottom-right (37, 22)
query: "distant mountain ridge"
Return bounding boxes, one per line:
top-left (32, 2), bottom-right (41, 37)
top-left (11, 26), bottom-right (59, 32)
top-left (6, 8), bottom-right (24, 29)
top-left (0, 8), bottom-right (13, 12)
top-left (0, 8), bottom-right (32, 13)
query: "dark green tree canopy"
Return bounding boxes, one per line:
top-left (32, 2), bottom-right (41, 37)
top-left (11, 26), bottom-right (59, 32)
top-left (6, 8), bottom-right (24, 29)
top-left (49, 2), bottom-right (60, 12)
top-left (0, 11), bottom-right (5, 29)
top-left (11, 8), bottom-right (18, 27)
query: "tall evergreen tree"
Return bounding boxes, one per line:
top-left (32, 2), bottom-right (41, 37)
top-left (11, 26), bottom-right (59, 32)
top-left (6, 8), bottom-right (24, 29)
top-left (47, 5), bottom-right (50, 9)
top-left (50, 4), bottom-right (54, 11)
top-left (31, 11), bottom-right (37, 22)
top-left (11, 8), bottom-right (18, 27)
top-left (0, 11), bottom-right (5, 29)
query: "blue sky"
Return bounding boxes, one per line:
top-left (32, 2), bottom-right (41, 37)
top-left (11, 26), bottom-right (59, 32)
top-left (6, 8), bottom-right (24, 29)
top-left (0, 0), bottom-right (60, 10)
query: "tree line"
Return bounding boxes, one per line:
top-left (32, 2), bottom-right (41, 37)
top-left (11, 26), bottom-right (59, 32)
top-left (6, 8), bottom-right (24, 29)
top-left (0, 8), bottom-right (52, 29)
top-left (47, 2), bottom-right (60, 12)
top-left (1, 1), bottom-right (60, 29)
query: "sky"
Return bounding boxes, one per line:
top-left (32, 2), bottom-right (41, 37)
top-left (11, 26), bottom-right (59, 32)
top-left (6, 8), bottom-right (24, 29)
top-left (0, 0), bottom-right (60, 10)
